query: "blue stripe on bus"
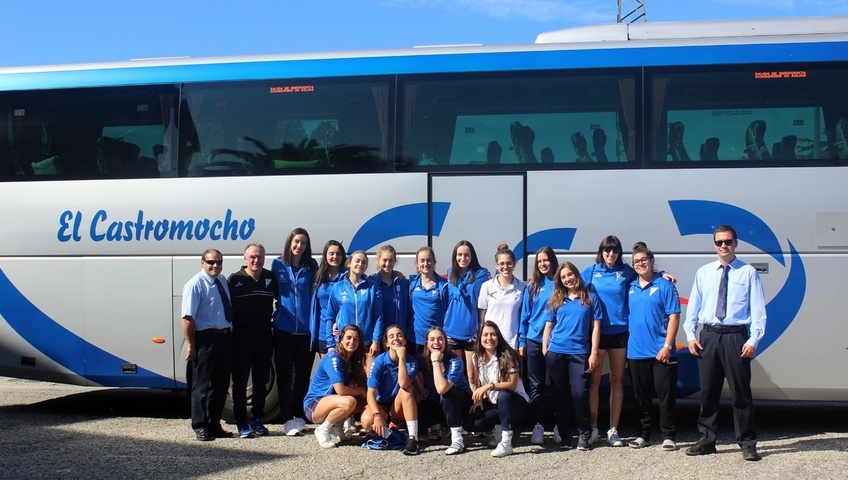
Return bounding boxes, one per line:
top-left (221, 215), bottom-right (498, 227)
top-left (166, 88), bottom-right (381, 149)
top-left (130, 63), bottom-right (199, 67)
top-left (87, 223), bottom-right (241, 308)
top-left (0, 268), bottom-right (179, 389)
top-left (348, 202), bottom-right (450, 252)
top-left (1, 40), bottom-right (845, 91)
top-left (513, 227), bottom-right (577, 262)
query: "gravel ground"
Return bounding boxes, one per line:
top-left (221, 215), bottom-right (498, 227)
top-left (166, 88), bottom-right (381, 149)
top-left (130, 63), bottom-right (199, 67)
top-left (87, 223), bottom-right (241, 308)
top-left (0, 377), bottom-right (846, 480)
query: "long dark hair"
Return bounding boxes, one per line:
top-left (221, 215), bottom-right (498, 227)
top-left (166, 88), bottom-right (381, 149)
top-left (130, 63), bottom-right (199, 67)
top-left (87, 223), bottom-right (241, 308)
top-left (420, 326), bottom-right (456, 382)
top-left (449, 240), bottom-right (483, 286)
top-left (549, 262), bottom-right (592, 310)
top-left (282, 227), bottom-right (314, 269)
top-left (472, 321), bottom-right (522, 384)
top-left (314, 240), bottom-right (346, 290)
top-left (594, 235), bottom-right (624, 266)
top-left (527, 246), bottom-right (558, 304)
top-left (337, 324), bottom-right (367, 387)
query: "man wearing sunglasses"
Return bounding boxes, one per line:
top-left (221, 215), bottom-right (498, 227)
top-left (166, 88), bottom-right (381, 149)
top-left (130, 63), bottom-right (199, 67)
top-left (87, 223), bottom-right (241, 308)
top-left (683, 225), bottom-right (767, 461)
top-left (182, 249), bottom-right (234, 441)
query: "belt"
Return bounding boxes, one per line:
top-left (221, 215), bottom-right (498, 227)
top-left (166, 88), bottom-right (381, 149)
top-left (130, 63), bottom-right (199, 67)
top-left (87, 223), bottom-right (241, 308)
top-left (700, 324), bottom-right (747, 334)
top-left (200, 327), bottom-right (231, 334)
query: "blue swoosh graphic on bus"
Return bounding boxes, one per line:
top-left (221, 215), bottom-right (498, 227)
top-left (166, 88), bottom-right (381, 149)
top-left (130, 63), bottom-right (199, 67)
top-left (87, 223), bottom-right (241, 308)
top-left (514, 228), bottom-right (577, 262)
top-left (669, 200), bottom-right (784, 266)
top-left (669, 200), bottom-right (806, 396)
top-left (349, 202), bottom-right (450, 252)
top-left (0, 268), bottom-right (178, 388)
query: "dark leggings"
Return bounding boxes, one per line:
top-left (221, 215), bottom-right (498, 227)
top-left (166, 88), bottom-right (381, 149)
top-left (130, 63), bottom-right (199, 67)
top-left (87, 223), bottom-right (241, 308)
top-left (463, 389), bottom-right (529, 432)
top-left (546, 351), bottom-right (590, 438)
top-left (420, 388), bottom-right (473, 428)
top-left (524, 339), bottom-right (547, 425)
top-left (273, 329), bottom-right (314, 421)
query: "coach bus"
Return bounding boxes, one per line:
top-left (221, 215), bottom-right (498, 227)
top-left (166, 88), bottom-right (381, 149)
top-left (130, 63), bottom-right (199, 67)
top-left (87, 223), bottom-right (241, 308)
top-left (1, 16), bottom-right (847, 420)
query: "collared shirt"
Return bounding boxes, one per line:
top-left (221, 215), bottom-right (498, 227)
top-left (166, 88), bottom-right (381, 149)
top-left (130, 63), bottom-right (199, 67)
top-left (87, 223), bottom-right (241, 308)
top-left (478, 275), bottom-right (526, 349)
top-left (367, 351), bottom-right (419, 403)
top-left (303, 349), bottom-right (351, 408)
top-left (181, 269), bottom-right (232, 331)
top-left (627, 275), bottom-right (681, 360)
top-left (684, 257), bottom-right (767, 348)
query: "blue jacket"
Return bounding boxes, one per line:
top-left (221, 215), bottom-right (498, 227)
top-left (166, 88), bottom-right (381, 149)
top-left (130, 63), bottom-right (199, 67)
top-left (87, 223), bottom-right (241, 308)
top-left (518, 276), bottom-right (555, 348)
top-left (443, 267), bottom-right (491, 341)
top-left (321, 275), bottom-right (383, 348)
top-left (271, 257), bottom-right (317, 334)
top-left (309, 269), bottom-right (347, 350)
top-left (408, 273), bottom-right (449, 345)
top-left (369, 272), bottom-right (412, 340)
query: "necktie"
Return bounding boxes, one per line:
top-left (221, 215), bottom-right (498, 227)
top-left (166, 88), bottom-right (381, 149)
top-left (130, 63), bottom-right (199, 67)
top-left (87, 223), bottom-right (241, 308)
top-left (214, 277), bottom-right (233, 323)
top-left (715, 265), bottom-right (729, 321)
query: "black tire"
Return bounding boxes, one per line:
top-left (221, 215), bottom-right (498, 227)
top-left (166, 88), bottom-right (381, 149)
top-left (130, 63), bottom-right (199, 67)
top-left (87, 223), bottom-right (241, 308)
top-left (222, 364), bottom-right (280, 424)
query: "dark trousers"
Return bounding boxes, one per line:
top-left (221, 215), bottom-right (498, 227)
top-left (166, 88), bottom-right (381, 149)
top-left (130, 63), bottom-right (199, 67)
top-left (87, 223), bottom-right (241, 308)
top-left (191, 329), bottom-right (233, 430)
top-left (628, 357), bottom-right (677, 441)
top-left (231, 328), bottom-right (273, 425)
top-left (420, 388), bottom-right (473, 429)
top-left (696, 329), bottom-right (757, 447)
top-left (273, 329), bottom-right (315, 421)
top-left (463, 389), bottom-right (529, 432)
top-left (525, 339), bottom-right (547, 425)
top-left (546, 352), bottom-right (590, 439)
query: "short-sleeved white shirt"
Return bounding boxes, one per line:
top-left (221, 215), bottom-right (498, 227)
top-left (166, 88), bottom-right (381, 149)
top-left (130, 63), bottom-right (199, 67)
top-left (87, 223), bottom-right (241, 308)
top-left (473, 353), bottom-right (529, 404)
top-left (478, 276), bottom-right (526, 348)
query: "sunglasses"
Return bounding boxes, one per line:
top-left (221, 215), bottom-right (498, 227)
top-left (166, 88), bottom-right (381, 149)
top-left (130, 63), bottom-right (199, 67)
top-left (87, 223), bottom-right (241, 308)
top-left (713, 239), bottom-right (734, 247)
top-left (603, 247), bottom-right (620, 254)
top-left (203, 259), bottom-right (222, 266)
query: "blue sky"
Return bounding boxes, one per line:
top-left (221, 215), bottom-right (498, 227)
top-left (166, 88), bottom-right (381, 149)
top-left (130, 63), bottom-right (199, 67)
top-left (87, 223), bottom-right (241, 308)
top-left (1, 0), bottom-right (845, 67)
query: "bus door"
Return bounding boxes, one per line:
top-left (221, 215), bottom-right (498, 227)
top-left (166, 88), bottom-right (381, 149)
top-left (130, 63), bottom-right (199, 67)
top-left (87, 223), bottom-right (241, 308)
top-left (430, 174), bottom-right (526, 279)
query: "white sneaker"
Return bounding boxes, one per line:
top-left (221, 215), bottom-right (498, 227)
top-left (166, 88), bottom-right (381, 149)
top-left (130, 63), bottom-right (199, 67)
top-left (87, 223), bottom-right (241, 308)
top-left (329, 423), bottom-right (349, 443)
top-left (444, 441), bottom-right (466, 455)
top-left (293, 417), bottom-right (308, 432)
top-left (283, 419), bottom-right (301, 436)
top-left (588, 428), bottom-right (599, 444)
top-left (530, 423), bottom-right (544, 445)
top-left (553, 425), bottom-right (563, 444)
top-left (343, 417), bottom-right (357, 436)
top-left (314, 423), bottom-right (335, 448)
top-left (491, 442), bottom-right (514, 458)
top-left (487, 425), bottom-right (502, 448)
top-left (607, 427), bottom-right (623, 447)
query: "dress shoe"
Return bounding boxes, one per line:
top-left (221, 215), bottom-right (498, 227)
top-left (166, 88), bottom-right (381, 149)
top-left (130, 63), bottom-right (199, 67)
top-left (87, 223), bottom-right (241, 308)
top-left (685, 443), bottom-right (717, 456)
top-left (742, 446), bottom-right (762, 461)
top-left (208, 425), bottom-right (233, 438)
top-left (195, 428), bottom-right (214, 441)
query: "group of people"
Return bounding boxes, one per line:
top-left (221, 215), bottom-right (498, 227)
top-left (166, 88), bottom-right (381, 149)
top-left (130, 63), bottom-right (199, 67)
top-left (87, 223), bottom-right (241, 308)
top-left (180, 224), bottom-right (767, 461)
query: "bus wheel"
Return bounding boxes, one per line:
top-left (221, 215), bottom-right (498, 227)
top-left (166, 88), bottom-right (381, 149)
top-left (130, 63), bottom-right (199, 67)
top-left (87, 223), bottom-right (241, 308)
top-left (222, 365), bottom-right (280, 424)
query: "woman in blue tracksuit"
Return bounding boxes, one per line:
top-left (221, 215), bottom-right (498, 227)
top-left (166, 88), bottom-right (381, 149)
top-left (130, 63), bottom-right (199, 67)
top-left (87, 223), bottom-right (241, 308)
top-left (310, 240), bottom-right (347, 357)
top-left (369, 245), bottom-right (412, 350)
top-left (518, 246), bottom-right (559, 445)
top-left (443, 240), bottom-right (490, 384)
top-left (408, 246), bottom-right (449, 353)
top-left (321, 250), bottom-right (383, 365)
top-left (544, 261), bottom-right (602, 451)
top-left (271, 227), bottom-right (318, 436)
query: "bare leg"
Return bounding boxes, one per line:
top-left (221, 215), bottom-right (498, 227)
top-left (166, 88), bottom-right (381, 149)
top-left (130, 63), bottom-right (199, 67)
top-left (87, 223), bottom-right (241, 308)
top-left (588, 349), bottom-right (607, 430)
top-left (607, 348), bottom-right (627, 431)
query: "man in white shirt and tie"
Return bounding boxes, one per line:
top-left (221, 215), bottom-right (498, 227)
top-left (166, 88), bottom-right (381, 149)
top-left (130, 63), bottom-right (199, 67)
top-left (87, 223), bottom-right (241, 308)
top-left (684, 225), bottom-right (767, 461)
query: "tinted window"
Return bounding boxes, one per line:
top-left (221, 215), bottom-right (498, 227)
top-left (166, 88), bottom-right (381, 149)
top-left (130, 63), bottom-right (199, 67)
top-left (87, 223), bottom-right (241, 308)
top-left (180, 78), bottom-right (392, 177)
top-left (649, 66), bottom-right (848, 165)
top-left (0, 86), bottom-right (178, 181)
top-left (399, 71), bottom-right (639, 170)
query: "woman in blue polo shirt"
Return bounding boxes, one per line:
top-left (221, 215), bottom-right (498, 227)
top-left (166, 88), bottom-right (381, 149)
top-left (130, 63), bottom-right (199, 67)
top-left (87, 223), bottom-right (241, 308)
top-left (362, 325), bottom-right (421, 455)
top-left (519, 246), bottom-right (559, 445)
top-left (417, 326), bottom-right (472, 455)
top-left (370, 245), bottom-right (412, 349)
top-left (544, 261), bottom-right (602, 451)
top-left (626, 244), bottom-right (681, 451)
top-left (304, 324), bottom-right (367, 448)
top-left (443, 240), bottom-right (490, 384)
top-left (271, 227), bottom-right (318, 436)
top-left (408, 246), bottom-right (449, 352)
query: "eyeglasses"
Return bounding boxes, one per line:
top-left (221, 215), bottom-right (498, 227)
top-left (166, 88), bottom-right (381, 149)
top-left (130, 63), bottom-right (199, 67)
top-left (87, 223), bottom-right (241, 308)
top-left (713, 239), bottom-right (735, 247)
top-left (603, 247), bottom-right (620, 254)
top-left (203, 259), bottom-right (222, 266)
top-left (497, 262), bottom-right (515, 268)
top-left (632, 257), bottom-right (651, 266)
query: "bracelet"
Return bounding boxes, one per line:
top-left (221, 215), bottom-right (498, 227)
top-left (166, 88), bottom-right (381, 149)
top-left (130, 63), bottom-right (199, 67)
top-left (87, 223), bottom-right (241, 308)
top-left (373, 412), bottom-right (382, 418)
top-left (490, 383), bottom-right (496, 391)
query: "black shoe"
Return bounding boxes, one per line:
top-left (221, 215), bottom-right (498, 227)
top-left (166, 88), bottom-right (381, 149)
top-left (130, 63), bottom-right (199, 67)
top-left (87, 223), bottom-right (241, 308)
top-left (208, 425), bottom-right (234, 438)
top-left (402, 437), bottom-right (420, 456)
top-left (195, 428), bottom-right (214, 442)
top-left (685, 443), bottom-right (717, 456)
top-left (742, 446), bottom-right (762, 461)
